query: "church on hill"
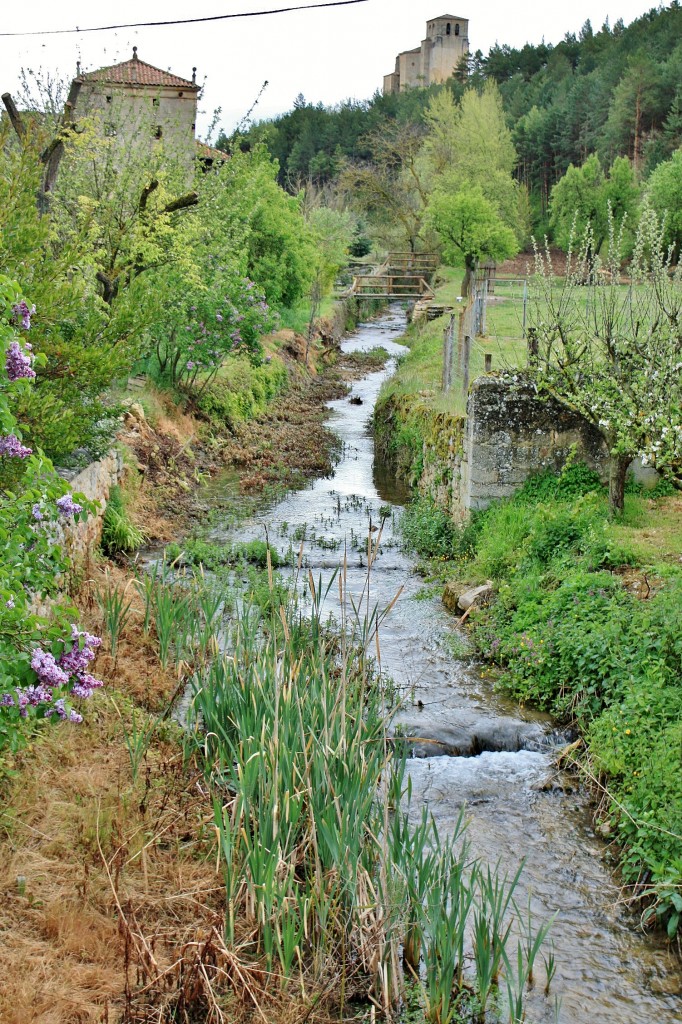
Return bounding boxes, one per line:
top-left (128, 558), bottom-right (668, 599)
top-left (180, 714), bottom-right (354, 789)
top-left (383, 15), bottom-right (470, 94)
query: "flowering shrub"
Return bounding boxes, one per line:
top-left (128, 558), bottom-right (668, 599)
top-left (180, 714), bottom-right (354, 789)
top-left (0, 275), bottom-right (97, 753)
top-left (145, 262), bottom-right (278, 392)
top-left (0, 626), bottom-right (103, 732)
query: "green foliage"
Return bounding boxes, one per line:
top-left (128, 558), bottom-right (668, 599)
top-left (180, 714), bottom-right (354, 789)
top-left (455, 468), bottom-right (682, 932)
top-left (101, 486), bottom-right (144, 555)
top-left (646, 147), bottom-right (682, 259)
top-left (401, 495), bottom-right (481, 561)
top-left (426, 185), bottom-right (519, 292)
top-left (549, 154), bottom-right (640, 254)
top-left (194, 354), bottom-right (287, 428)
top-left (170, 537), bottom-right (282, 571)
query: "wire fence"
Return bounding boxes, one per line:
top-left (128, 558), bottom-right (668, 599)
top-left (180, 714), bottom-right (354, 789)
top-left (442, 274), bottom-right (530, 398)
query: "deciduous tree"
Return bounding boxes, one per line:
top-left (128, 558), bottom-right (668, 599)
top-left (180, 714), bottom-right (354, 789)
top-left (530, 205), bottom-right (682, 511)
top-left (426, 185), bottom-right (519, 297)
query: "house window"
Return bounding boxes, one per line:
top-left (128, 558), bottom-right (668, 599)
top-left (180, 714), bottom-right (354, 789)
top-left (446, 23), bottom-right (451, 35)
top-left (153, 125), bottom-right (163, 140)
top-left (104, 123), bottom-right (117, 137)
top-left (106, 95), bottom-right (112, 103)
top-left (152, 97), bottom-right (160, 107)
top-left (455, 23), bottom-right (460, 35)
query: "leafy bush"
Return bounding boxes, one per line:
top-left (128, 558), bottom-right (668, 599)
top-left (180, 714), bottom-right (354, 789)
top-left (101, 486), bottom-right (145, 555)
top-left (458, 465), bottom-right (682, 932)
top-left (1, 277), bottom-right (100, 753)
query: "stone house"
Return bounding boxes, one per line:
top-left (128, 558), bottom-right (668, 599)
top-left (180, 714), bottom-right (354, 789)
top-left (383, 15), bottom-right (470, 94)
top-left (75, 48), bottom-right (202, 171)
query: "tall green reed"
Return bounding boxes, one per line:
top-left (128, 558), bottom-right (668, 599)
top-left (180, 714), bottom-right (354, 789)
top-left (181, 546), bottom-right (554, 1020)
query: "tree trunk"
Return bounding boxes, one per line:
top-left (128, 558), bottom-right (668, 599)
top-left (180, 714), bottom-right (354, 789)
top-left (608, 454), bottom-right (631, 513)
top-left (461, 256), bottom-right (476, 299)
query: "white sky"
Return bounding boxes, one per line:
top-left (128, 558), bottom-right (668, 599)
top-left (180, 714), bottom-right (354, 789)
top-left (0, 1), bottom-right (661, 138)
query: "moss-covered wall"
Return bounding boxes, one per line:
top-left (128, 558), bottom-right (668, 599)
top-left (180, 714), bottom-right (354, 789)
top-left (375, 373), bottom-right (609, 519)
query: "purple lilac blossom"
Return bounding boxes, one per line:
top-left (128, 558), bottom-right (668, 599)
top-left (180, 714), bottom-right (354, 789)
top-left (11, 301), bottom-right (36, 330)
top-left (56, 494), bottom-right (83, 518)
top-left (32, 503), bottom-right (44, 521)
top-left (0, 433), bottom-right (32, 458)
top-left (24, 684), bottom-right (53, 706)
top-left (0, 693), bottom-right (14, 707)
top-left (6, 597), bottom-right (15, 609)
top-left (31, 649), bottom-right (69, 688)
top-left (5, 340), bottom-right (36, 381)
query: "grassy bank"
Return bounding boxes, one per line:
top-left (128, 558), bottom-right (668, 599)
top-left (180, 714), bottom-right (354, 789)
top-left (374, 269), bottom-right (528, 489)
top-left (402, 468), bottom-right (682, 937)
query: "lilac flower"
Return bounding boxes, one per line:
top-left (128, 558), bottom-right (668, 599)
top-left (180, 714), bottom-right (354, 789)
top-left (216, 313), bottom-right (223, 322)
top-left (32, 503), bottom-right (44, 521)
top-left (24, 684), bottom-right (53, 706)
top-left (56, 494), bottom-right (83, 518)
top-left (69, 709), bottom-right (83, 724)
top-left (0, 693), bottom-right (14, 707)
top-left (6, 598), bottom-right (15, 609)
top-left (0, 433), bottom-right (32, 458)
top-left (49, 698), bottom-right (68, 720)
top-left (11, 301), bottom-right (36, 330)
top-left (187, 361), bottom-right (195, 370)
top-left (70, 624), bottom-right (102, 648)
top-left (31, 649), bottom-right (69, 688)
top-left (5, 340), bottom-right (36, 381)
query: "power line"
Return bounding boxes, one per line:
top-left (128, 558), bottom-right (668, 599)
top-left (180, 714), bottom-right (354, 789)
top-left (0, 0), bottom-right (369, 38)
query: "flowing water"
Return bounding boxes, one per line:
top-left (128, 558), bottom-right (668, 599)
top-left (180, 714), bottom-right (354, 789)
top-left (203, 306), bottom-right (681, 1023)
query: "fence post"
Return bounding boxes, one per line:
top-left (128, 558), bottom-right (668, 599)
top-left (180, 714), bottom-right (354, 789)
top-left (522, 278), bottom-right (528, 338)
top-left (485, 353), bottom-right (492, 372)
top-left (442, 313), bottom-right (455, 392)
top-left (479, 278), bottom-right (488, 336)
top-left (527, 326), bottom-right (538, 367)
top-left (462, 335), bottom-right (471, 399)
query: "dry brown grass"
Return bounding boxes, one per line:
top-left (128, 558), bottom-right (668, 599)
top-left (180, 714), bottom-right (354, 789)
top-left (0, 552), bottom-right (226, 1023)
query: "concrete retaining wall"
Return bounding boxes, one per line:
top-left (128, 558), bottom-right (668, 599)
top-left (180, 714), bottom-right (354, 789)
top-left (416, 375), bottom-right (610, 518)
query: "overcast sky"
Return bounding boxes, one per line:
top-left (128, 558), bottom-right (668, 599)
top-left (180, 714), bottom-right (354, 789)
top-left (1, 1), bottom-right (662, 138)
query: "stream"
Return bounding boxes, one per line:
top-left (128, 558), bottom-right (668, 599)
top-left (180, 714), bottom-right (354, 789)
top-left (202, 306), bottom-right (681, 1023)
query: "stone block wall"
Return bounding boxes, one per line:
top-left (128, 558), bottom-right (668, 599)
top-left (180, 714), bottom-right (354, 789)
top-left (58, 450), bottom-right (125, 565)
top-left (416, 375), bottom-right (610, 518)
top-left (461, 376), bottom-right (609, 510)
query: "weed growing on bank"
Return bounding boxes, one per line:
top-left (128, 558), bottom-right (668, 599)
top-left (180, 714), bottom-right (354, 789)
top-left (402, 464), bottom-right (682, 935)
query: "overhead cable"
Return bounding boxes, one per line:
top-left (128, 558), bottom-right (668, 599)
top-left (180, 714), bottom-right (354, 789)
top-left (0, 0), bottom-right (369, 38)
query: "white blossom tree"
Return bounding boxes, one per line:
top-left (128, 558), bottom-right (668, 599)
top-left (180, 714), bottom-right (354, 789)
top-left (529, 203), bottom-right (682, 511)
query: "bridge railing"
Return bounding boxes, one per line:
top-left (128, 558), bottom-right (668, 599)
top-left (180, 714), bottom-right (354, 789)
top-left (349, 274), bottom-right (435, 298)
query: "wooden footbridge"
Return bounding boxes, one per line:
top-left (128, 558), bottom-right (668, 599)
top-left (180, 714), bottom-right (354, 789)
top-left (346, 252), bottom-right (438, 300)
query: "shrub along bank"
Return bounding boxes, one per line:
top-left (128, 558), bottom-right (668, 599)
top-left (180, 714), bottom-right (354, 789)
top-left (401, 464), bottom-right (682, 937)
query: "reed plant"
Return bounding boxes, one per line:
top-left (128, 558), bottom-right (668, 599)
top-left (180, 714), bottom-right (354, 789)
top-left (96, 571), bottom-right (133, 662)
top-left (179, 551), bottom-right (555, 1021)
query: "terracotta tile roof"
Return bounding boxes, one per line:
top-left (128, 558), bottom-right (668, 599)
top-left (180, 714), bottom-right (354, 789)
top-left (195, 141), bottom-right (228, 161)
top-left (83, 49), bottom-right (199, 90)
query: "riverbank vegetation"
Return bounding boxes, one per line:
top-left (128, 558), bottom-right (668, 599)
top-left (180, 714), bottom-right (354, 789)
top-left (400, 462), bottom-right (682, 939)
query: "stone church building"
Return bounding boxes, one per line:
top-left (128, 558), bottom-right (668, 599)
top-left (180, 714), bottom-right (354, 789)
top-left (383, 15), bottom-right (469, 94)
